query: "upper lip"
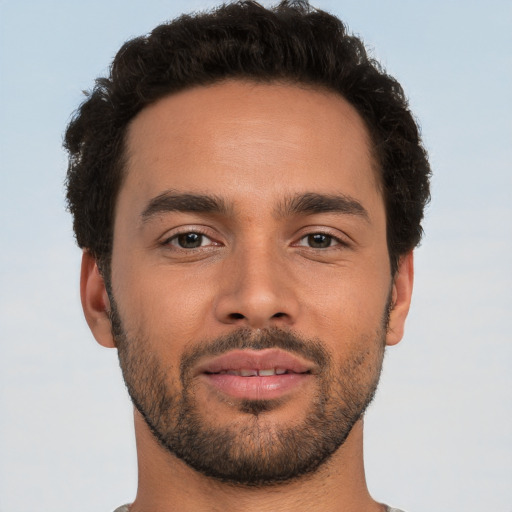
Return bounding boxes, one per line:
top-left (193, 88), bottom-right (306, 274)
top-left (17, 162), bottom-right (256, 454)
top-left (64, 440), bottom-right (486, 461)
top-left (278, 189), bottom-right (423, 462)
top-left (195, 349), bottom-right (315, 376)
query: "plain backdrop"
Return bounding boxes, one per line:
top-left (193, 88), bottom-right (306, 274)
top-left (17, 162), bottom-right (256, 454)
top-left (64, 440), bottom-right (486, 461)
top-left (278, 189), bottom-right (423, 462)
top-left (0, 1), bottom-right (511, 511)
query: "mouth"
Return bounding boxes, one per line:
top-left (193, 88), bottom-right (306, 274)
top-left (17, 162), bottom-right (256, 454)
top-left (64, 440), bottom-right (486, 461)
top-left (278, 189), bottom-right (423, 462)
top-left (206, 368), bottom-right (305, 376)
top-left (196, 349), bottom-right (314, 401)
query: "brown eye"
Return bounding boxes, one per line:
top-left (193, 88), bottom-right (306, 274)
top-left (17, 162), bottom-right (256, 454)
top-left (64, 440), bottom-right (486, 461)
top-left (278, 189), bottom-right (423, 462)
top-left (170, 232), bottom-right (207, 249)
top-left (305, 233), bottom-right (335, 248)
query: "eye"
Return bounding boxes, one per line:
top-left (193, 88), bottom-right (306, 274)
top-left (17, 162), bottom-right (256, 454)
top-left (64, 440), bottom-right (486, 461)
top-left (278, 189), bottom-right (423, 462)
top-left (297, 233), bottom-right (340, 249)
top-left (167, 232), bottom-right (213, 249)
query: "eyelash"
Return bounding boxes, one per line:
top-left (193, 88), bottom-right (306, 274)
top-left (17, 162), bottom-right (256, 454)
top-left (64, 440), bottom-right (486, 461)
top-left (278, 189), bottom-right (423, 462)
top-left (161, 229), bottom-right (348, 251)
top-left (295, 232), bottom-right (347, 249)
top-left (162, 229), bottom-right (217, 250)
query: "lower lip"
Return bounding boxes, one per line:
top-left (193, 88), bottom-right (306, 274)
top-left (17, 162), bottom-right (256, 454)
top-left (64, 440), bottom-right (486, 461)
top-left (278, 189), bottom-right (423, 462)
top-left (201, 373), bottom-right (311, 400)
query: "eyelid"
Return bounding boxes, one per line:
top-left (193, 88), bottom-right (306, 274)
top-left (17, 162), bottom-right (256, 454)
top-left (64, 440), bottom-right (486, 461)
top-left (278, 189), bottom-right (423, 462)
top-left (292, 227), bottom-right (352, 248)
top-left (160, 225), bottom-right (221, 248)
top-left (295, 234), bottom-right (344, 249)
top-left (167, 233), bottom-right (214, 248)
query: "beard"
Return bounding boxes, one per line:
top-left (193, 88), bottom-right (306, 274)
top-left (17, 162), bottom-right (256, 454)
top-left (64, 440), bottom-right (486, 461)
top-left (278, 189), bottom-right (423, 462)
top-left (109, 295), bottom-right (389, 487)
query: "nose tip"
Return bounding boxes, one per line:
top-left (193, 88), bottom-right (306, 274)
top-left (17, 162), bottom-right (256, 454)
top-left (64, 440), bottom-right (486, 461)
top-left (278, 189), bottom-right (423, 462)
top-left (214, 258), bottom-right (299, 329)
top-left (226, 310), bottom-right (290, 328)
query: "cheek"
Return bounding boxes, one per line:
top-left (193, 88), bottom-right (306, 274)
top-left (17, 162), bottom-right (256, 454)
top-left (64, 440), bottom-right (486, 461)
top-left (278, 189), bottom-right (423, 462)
top-left (113, 262), bottom-right (217, 349)
top-left (299, 264), bottom-right (390, 337)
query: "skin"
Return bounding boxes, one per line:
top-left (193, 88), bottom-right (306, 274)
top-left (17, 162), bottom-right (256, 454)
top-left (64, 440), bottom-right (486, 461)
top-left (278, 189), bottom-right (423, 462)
top-left (81, 80), bottom-right (414, 512)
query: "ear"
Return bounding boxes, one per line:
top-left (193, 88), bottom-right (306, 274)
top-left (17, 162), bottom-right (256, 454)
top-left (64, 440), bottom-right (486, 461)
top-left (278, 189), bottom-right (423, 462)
top-left (80, 250), bottom-right (116, 348)
top-left (386, 251), bottom-right (414, 346)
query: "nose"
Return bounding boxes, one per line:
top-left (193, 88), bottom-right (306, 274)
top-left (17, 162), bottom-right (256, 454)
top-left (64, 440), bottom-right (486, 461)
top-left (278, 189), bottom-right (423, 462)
top-left (213, 245), bottom-right (300, 329)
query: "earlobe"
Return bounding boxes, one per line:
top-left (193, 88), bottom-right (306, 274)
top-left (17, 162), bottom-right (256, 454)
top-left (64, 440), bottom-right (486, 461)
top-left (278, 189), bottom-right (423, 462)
top-left (386, 251), bottom-right (414, 346)
top-left (80, 250), bottom-right (116, 348)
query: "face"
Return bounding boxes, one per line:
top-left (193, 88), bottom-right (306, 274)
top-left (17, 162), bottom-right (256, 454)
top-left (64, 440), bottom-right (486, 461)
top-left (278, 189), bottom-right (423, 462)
top-left (84, 80), bottom-right (413, 485)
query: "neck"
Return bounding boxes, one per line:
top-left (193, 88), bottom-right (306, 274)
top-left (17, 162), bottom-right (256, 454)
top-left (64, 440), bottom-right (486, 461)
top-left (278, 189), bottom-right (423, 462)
top-left (129, 410), bottom-right (384, 512)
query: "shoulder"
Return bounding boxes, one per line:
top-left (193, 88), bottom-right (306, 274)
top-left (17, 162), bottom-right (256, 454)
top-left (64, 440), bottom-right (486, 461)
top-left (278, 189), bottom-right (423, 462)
top-left (112, 506), bottom-right (131, 512)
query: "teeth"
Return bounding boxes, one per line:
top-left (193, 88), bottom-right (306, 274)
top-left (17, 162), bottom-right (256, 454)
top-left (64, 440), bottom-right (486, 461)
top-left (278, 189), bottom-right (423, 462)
top-left (217, 368), bottom-right (290, 376)
top-left (240, 369), bottom-right (258, 377)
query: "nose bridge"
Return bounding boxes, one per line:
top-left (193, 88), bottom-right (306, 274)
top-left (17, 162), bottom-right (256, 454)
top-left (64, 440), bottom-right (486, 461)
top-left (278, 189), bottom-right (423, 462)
top-left (214, 234), bottom-right (299, 328)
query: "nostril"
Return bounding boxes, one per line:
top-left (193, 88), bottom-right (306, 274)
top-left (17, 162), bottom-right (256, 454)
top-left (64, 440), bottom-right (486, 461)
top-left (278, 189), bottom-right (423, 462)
top-left (229, 313), bottom-right (245, 320)
top-left (272, 312), bottom-right (286, 318)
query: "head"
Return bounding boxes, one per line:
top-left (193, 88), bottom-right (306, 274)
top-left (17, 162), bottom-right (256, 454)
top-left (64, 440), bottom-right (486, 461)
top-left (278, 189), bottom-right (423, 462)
top-left (65, 0), bottom-right (430, 278)
top-left (67, 0), bottom-right (430, 487)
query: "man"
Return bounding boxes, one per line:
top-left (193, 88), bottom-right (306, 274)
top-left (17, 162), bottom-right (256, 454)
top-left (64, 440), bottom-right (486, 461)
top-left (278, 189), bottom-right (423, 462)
top-left (65, 1), bottom-right (430, 511)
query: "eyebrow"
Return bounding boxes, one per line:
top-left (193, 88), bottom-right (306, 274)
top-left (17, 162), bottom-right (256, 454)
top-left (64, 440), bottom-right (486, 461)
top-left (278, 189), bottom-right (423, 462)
top-left (277, 192), bottom-right (369, 221)
top-left (141, 190), bottom-right (229, 222)
top-left (141, 190), bottom-right (369, 223)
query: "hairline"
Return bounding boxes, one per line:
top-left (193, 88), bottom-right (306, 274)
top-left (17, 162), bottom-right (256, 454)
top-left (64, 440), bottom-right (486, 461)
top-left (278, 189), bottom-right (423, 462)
top-left (98, 77), bottom-right (392, 279)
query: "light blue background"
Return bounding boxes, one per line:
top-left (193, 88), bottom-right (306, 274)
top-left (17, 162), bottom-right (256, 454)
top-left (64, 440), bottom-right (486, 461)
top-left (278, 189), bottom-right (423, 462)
top-left (1, 1), bottom-right (511, 511)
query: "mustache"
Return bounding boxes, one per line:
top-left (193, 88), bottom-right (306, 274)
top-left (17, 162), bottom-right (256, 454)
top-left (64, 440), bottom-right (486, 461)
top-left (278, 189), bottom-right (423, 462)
top-left (179, 327), bottom-right (330, 379)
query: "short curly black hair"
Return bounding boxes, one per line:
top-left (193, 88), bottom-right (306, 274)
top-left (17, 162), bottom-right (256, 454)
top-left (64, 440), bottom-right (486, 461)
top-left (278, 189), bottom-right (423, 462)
top-left (65, 0), bottom-right (430, 275)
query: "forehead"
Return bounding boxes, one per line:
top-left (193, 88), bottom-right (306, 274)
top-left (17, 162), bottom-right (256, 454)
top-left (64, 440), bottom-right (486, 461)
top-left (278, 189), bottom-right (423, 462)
top-left (121, 80), bottom-right (381, 216)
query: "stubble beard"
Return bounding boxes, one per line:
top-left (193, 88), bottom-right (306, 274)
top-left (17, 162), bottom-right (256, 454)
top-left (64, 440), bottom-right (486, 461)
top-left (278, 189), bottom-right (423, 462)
top-left (109, 296), bottom-right (388, 487)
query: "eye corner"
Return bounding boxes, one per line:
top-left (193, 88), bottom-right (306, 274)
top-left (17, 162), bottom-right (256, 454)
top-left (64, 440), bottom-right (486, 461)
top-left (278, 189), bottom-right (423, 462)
top-left (294, 232), bottom-right (347, 250)
top-left (159, 227), bottom-right (223, 251)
